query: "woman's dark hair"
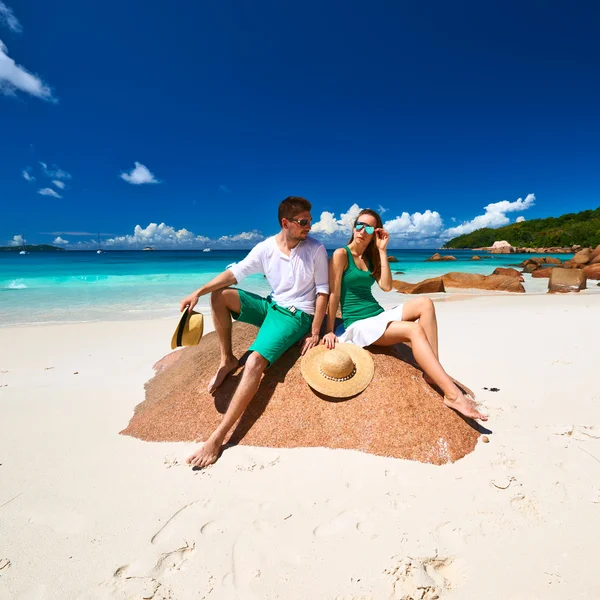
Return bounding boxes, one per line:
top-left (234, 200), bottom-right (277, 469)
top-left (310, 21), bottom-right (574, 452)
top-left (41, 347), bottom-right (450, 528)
top-left (348, 208), bottom-right (384, 280)
top-left (278, 196), bottom-right (312, 226)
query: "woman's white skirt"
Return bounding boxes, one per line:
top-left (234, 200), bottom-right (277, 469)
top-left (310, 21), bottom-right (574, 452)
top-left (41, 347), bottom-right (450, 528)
top-left (336, 304), bottom-right (405, 348)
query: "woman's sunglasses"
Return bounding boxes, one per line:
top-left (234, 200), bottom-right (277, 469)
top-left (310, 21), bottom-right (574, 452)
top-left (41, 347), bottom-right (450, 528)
top-left (355, 221), bottom-right (375, 235)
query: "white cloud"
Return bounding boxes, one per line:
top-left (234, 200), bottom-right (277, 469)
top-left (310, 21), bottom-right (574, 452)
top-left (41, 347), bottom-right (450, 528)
top-left (217, 231), bottom-right (265, 245)
top-left (0, 40), bottom-right (54, 100)
top-left (39, 162), bottom-right (71, 180)
top-left (9, 234), bottom-right (23, 246)
top-left (120, 162), bottom-right (160, 185)
top-left (0, 2), bottom-right (21, 33)
top-left (53, 236), bottom-right (69, 245)
top-left (38, 187), bottom-right (62, 198)
top-left (104, 223), bottom-right (208, 249)
top-left (94, 223), bottom-right (265, 250)
top-left (22, 168), bottom-right (35, 182)
top-left (384, 210), bottom-right (444, 239)
top-left (311, 203), bottom-right (363, 235)
top-left (441, 194), bottom-right (535, 239)
top-left (52, 180), bottom-right (65, 189)
top-left (516, 216), bottom-right (526, 223)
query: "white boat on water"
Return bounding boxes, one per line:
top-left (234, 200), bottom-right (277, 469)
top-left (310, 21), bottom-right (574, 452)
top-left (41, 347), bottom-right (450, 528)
top-left (202, 248), bottom-right (211, 252)
top-left (19, 233), bottom-right (28, 255)
top-left (96, 233), bottom-right (103, 254)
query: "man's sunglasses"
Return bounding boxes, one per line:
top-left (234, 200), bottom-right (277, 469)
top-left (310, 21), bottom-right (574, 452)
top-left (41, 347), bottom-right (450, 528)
top-left (289, 218), bottom-right (312, 227)
top-left (355, 221), bottom-right (375, 235)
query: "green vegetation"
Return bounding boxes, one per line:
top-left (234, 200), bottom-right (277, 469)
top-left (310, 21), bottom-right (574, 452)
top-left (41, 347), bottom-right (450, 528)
top-left (0, 244), bottom-right (66, 252)
top-left (444, 206), bottom-right (600, 249)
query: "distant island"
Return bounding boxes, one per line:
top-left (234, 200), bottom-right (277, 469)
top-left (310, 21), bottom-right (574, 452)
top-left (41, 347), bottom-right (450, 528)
top-left (444, 206), bottom-right (600, 249)
top-left (0, 244), bottom-right (66, 252)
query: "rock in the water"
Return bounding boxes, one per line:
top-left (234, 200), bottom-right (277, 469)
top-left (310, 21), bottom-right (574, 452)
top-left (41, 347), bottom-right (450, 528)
top-left (471, 255), bottom-right (481, 260)
top-left (426, 253), bottom-right (455, 261)
top-left (582, 264), bottom-right (600, 280)
top-left (548, 268), bottom-right (587, 293)
top-left (531, 267), bottom-right (554, 278)
top-left (394, 271), bottom-right (405, 275)
top-left (492, 267), bottom-right (523, 281)
top-left (441, 272), bottom-right (525, 293)
top-left (522, 263), bottom-right (539, 274)
top-left (572, 248), bottom-right (592, 265)
top-left (121, 323), bottom-right (480, 464)
top-left (490, 241), bottom-right (515, 254)
top-left (388, 256), bottom-right (398, 263)
top-left (392, 277), bottom-right (446, 294)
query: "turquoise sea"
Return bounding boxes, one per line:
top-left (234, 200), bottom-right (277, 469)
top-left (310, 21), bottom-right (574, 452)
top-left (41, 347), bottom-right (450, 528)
top-left (0, 249), bottom-right (575, 326)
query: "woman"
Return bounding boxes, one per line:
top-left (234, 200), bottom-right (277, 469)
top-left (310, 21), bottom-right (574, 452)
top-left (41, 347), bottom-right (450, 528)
top-left (323, 208), bottom-right (487, 421)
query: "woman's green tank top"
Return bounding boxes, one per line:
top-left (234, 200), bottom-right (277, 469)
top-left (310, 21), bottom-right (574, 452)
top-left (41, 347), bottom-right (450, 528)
top-left (340, 246), bottom-right (384, 328)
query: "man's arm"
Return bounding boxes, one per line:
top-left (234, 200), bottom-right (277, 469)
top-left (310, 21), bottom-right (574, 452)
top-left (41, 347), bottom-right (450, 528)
top-left (179, 242), bottom-right (265, 312)
top-left (179, 270), bottom-right (237, 312)
top-left (300, 292), bottom-right (329, 355)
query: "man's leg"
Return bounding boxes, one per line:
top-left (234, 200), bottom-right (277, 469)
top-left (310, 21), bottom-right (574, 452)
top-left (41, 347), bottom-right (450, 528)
top-left (402, 297), bottom-right (439, 359)
top-left (188, 351), bottom-right (269, 468)
top-left (208, 288), bottom-right (242, 393)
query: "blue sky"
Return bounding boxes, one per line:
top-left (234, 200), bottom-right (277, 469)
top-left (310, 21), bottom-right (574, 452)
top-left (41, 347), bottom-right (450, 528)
top-left (1, 0), bottom-right (599, 249)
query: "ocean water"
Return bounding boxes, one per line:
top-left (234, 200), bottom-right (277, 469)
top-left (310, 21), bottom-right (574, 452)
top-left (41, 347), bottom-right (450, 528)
top-left (0, 248), bottom-right (579, 326)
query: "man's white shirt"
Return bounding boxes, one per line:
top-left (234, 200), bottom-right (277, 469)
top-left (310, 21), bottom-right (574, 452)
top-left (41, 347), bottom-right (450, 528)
top-left (228, 236), bottom-right (329, 315)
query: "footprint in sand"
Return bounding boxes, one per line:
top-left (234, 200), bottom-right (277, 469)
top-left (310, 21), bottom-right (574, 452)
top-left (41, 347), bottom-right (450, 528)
top-left (150, 499), bottom-right (214, 547)
top-left (152, 542), bottom-right (195, 575)
top-left (313, 510), bottom-right (371, 537)
top-left (384, 554), bottom-right (458, 599)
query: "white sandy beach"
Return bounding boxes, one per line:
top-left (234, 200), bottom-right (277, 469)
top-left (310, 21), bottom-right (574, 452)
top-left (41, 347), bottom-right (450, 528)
top-left (1, 292), bottom-right (599, 599)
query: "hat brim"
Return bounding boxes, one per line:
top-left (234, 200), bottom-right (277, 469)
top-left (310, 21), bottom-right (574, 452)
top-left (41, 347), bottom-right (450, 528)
top-left (171, 308), bottom-right (204, 349)
top-left (301, 343), bottom-right (374, 398)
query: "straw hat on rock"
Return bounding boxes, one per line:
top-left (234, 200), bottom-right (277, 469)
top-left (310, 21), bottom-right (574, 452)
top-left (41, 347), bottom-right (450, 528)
top-left (171, 308), bottom-right (204, 349)
top-left (301, 343), bottom-right (374, 398)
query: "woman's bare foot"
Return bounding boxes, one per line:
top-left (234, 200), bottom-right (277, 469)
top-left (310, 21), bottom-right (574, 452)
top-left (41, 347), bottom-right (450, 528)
top-left (186, 437), bottom-right (223, 469)
top-left (444, 392), bottom-right (488, 421)
top-left (208, 357), bottom-right (239, 394)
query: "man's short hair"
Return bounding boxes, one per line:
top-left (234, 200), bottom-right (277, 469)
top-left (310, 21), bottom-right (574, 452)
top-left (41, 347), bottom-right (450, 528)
top-left (278, 196), bottom-right (312, 226)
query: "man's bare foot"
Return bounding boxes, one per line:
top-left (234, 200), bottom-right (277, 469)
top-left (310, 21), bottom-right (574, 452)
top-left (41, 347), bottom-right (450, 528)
top-left (444, 392), bottom-right (488, 421)
top-left (186, 437), bottom-right (223, 469)
top-left (208, 357), bottom-right (239, 394)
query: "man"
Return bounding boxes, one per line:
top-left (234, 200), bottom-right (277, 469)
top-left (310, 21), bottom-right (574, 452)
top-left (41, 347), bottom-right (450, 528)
top-left (179, 196), bottom-right (329, 468)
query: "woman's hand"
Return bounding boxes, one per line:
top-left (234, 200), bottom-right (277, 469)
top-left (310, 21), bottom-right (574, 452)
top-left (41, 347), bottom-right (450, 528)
top-left (375, 228), bottom-right (389, 251)
top-left (321, 332), bottom-right (338, 349)
top-left (179, 291), bottom-right (200, 312)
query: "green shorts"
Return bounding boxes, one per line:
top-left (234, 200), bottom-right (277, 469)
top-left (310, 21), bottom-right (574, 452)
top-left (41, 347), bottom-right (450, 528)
top-left (231, 289), bottom-right (313, 365)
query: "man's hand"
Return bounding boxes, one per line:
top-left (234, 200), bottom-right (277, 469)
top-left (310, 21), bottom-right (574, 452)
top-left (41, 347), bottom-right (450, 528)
top-left (179, 291), bottom-right (200, 313)
top-left (321, 332), bottom-right (338, 349)
top-left (300, 332), bottom-right (320, 355)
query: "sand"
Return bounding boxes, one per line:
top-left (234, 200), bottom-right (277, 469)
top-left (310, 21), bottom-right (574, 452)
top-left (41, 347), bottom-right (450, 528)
top-left (1, 293), bottom-right (599, 599)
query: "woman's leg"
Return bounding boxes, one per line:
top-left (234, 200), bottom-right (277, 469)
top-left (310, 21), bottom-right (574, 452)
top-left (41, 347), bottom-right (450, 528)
top-left (373, 321), bottom-right (487, 421)
top-left (401, 297), bottom-right (438, 359)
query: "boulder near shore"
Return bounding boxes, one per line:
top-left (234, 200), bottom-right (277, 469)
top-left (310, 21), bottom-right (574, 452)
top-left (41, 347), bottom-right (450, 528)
top-left (121, 323), bottom-right (482, 465)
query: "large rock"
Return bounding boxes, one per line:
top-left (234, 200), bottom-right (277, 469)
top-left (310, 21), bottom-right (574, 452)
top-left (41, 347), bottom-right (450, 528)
top-left (522, 263), bottom-right (539, 274)
top-left (441, 272), bottom-right (525, 293)
top-left (563, 259), bottom-right (585, 269)
top-left (493, 267), bottom-right (524, 281)
top-left (120, 323), bottom-right (481, 464)
top-left (591, 244), bottom-right (600, 261)
top-left (582, 264), bottom-right (600, 280)
top-left (531, 267), bottom-right (554, 278)
top-left (471, 255), bottom-right (481, 260)
top-left (545, 257), bottom-right (562, 265)
top-left (548, 268), bottom-right (587, 293)
top-left (490, 240), bottom-right (515, 254)
top-left (392, 277), bottom-right (446, 294)
top-left (388, 256), bottom-right (398, 263)
top-left (426, 253), bottom-right (456, 262)
top-left (590, 253), bottom-right (600, 265)
top-left (572, 248), bottom-right (592, 265)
